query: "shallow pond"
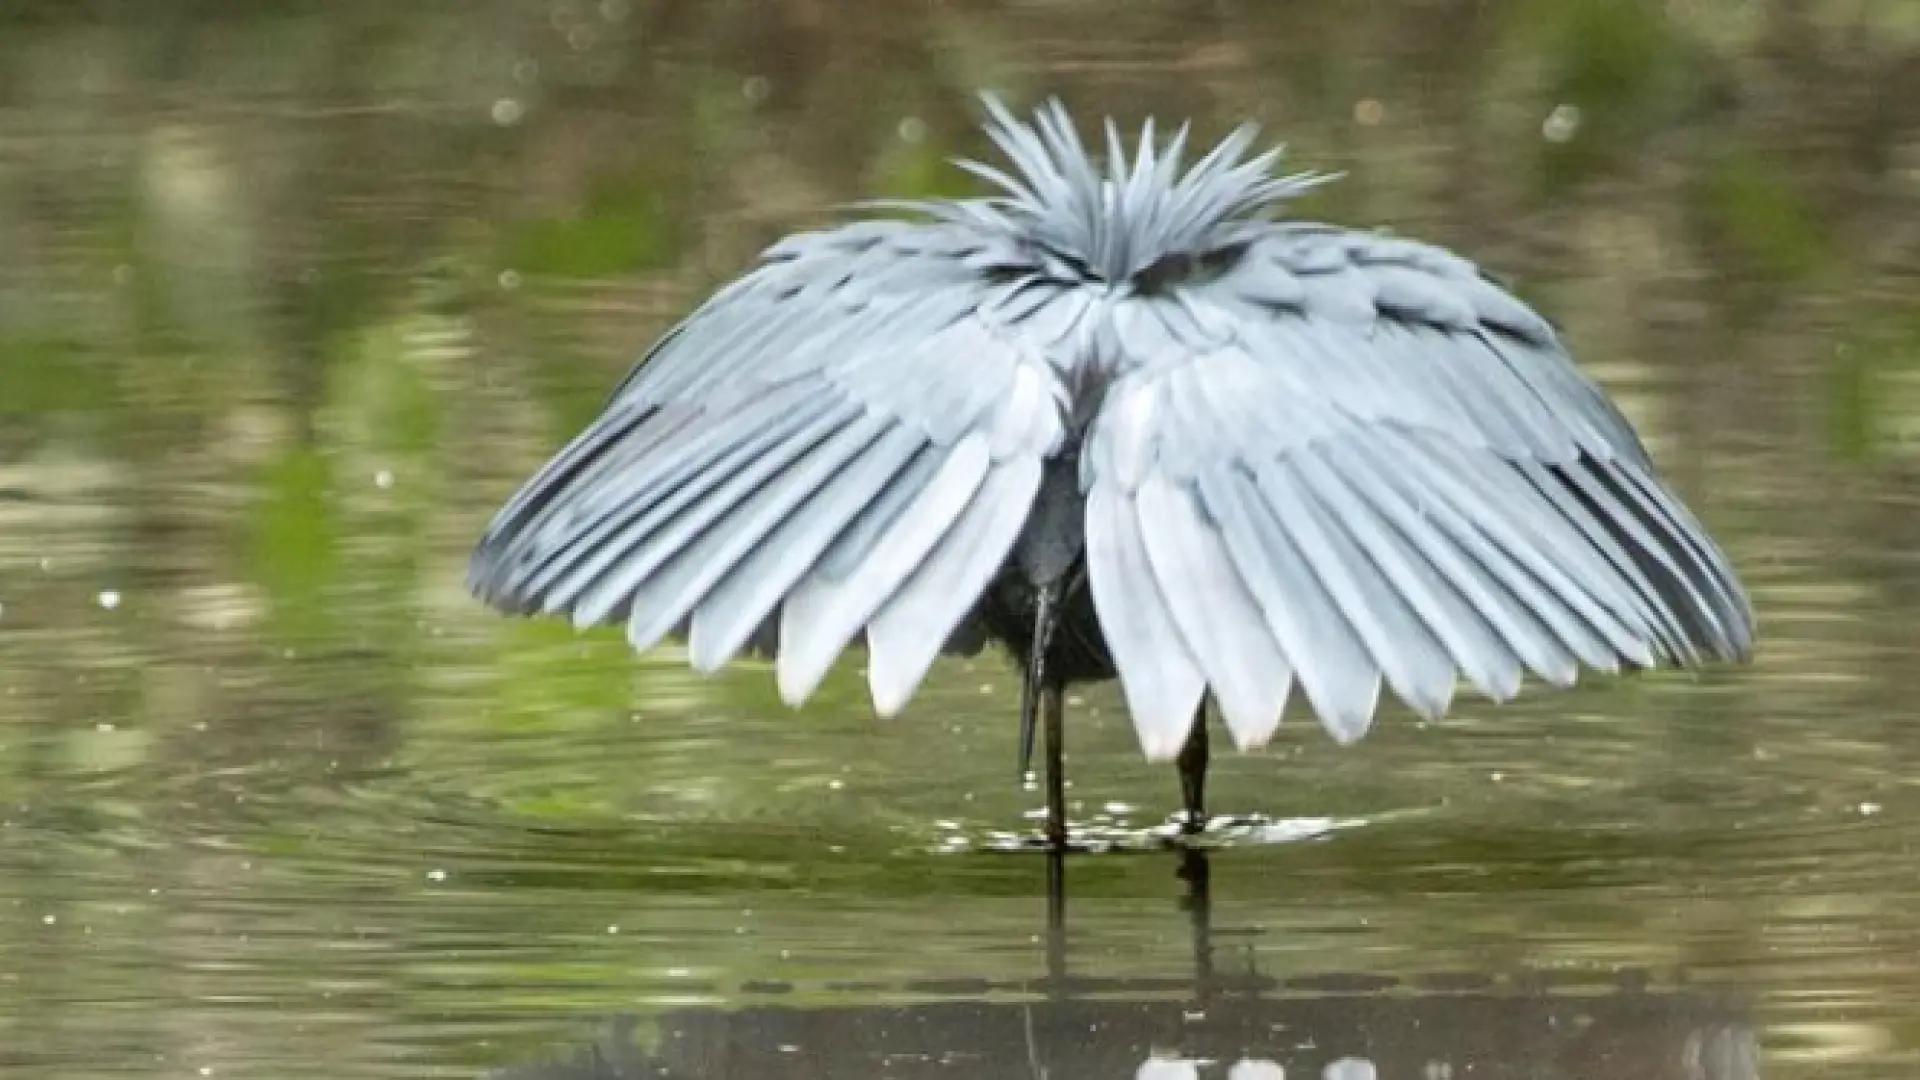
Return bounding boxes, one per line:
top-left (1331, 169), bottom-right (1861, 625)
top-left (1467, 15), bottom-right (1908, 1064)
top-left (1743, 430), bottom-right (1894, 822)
top-left (3, 3), bottom-right (1919, 1077)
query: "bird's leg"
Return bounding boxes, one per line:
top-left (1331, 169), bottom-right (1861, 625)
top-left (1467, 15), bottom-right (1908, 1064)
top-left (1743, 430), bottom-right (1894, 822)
top-left (1017, 583), bottom-right (1060, 782)
top-left (1176, 701), bottom-right (1209, 834)
top-left (1043, 681), bottom-right (1067, 850)
top-left (1017, 581), bottom-right (1070, 850)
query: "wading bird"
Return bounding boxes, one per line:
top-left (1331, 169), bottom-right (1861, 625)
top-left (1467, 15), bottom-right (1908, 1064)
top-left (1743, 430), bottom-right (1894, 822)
top-left (470, 97), bottom-right (1754, 849)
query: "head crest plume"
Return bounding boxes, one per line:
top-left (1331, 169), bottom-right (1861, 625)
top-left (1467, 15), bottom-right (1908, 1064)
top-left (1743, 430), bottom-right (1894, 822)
top-left (875, 94), bottom-right (1335, 281)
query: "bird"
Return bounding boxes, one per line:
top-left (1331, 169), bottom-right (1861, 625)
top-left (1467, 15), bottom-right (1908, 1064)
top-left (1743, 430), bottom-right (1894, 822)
top-left (469, 96), bottom-right (1755, 850)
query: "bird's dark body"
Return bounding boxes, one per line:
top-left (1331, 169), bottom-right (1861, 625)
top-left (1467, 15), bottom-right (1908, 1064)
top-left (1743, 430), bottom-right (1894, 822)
top-left (975, 450), bottom-right (1114, 687)
top-left (977, 563), bottom-right (1114, 688)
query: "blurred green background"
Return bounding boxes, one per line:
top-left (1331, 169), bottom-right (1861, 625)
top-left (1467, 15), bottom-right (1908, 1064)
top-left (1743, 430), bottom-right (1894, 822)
top-left (1, 1), bottom-right (1918, 1077)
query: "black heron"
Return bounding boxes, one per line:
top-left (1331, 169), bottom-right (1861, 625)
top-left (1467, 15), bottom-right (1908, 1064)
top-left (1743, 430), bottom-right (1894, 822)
top-left (470, 98), bottom-right (1754, 849)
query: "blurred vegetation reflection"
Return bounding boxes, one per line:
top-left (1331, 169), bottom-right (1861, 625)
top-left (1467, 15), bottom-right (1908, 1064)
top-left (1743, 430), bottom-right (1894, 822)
top-left (1, 1), bottom-right (1917, 1078)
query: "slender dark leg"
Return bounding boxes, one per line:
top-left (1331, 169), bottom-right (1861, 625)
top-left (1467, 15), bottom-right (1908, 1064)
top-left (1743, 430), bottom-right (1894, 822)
top-left (1176, 701), bottom-right (1209, 833)
top-left (1016, 582), bottom-right (1069, 850)
top-left (1043, 683), bottom-right (1067, 850)
top-left (1017, 584), bottom-right (1060, 781)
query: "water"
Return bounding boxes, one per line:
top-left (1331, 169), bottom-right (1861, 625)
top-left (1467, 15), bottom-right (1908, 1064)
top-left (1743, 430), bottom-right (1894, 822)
top-left (2, 2), bottom-right (1918, 1077)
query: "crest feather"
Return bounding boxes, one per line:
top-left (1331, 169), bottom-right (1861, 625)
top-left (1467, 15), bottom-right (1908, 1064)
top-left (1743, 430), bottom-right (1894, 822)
top-left (956, 94), bottom-right (1336, 280)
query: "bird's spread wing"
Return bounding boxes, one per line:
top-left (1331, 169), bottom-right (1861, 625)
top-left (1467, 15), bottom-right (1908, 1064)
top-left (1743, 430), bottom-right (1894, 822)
top-left (471, 221), bottom-right (1073, 714)
top-left (1083, 225), bottom-right (1754, 758)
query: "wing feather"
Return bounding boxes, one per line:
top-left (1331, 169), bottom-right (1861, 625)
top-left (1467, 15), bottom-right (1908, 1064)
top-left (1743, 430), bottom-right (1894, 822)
top-left (1509, 458), bottom-right (1694, 663)
top-left (532, 386), bottom-right (825, 615)
top-left (1594, 460), bottom-right (1753, 655)
top-left (473, 218), bottom-right (1065, 717)
top-left (867, 456), bottom-right (1043, 714)
top-left (567, 398), bottom-right (856, 627)
top-left (622, 409), bottom-right (892, 653)
top-left (1083, 222), bottom-right (1749, 749)
top-left (776, 434), bottom-right (992, 706)
top-left (1195, 465), bottom-right (1382, 742)
top-left (1371, 441), bottom-right (1624, 675)
top-left (688, 427), bottom-right (928, 673)
top-left (1319, 442), bottom-right (1583, 689)
top-left (1555, 458), bottom-right (1738, 657)
top-left (1295, 441), bottom-right (1531, 699)
top-left (1377, 430), bottom-right (1649, 670)
top-left (1085, 483), bottom-right (1206, 759)
top-left (1256, 459), bottom-right (1459, 721)
top-left (1135, 474), bottom-right (1292, 748)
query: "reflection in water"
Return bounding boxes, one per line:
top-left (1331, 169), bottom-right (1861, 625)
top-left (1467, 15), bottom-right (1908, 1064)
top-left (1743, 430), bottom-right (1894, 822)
top-left (492, 852), bottom-right (1759, 1080)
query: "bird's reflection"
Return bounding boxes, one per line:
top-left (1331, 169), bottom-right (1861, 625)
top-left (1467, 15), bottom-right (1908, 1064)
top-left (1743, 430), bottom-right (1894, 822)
top-left (491, 849), bottom-right (1760, 1080)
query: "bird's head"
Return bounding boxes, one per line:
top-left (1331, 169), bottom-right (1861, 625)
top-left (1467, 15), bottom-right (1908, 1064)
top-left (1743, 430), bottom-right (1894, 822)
top-left (898, 96), bottom-right (1335, 289)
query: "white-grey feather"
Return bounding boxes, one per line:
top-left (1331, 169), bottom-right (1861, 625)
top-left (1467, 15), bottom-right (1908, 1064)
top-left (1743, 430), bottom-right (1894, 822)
top-left (867, 456), bottom-right (1043, 715)
top-left (1084, 483), bottom-right (1206, 759)
top-left (1135, 475), bottom-right (1292, 748)
top-left (688, 427), bottom-right (929, 673)
top-left (623, 408), bottom-right (890, 653)
top-left (777, 434), bottom-right (991, 706)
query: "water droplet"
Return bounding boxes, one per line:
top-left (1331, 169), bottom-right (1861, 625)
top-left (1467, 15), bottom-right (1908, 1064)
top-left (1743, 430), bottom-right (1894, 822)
top-left (606, 924), bottom-right (620, 935)
top-left (425, 868), bottom-right (448, 883)
top-left (1353, 98), bottom-right (1386, 126)
top-left (513, 58), bottom-right (540, 84)
top-left (96, 590), bottom-right (121, 611)
top-left (897, 116), bottom-right (927, 144)
top-left (1859, 802), bottom-right (1882, 816)
top-left (373, 469), bottom-right (394, 490)
top-left (742, 76), bottom-right (771, 104)
top-left (827, 779), bottom-right (844, 791)
top-left (491, 97), bottom-right (525, 126)
top-left (1542, 104), bottom-right (1582, 144)
top-left (498, 269), bottom-right (522, 290)
top-left (41, 914), bottom-right (55, 925)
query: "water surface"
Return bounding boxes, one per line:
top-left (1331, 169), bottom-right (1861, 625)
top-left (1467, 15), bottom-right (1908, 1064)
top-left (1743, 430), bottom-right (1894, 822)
top-left (3, 3), bottom-right (1919, 1077)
